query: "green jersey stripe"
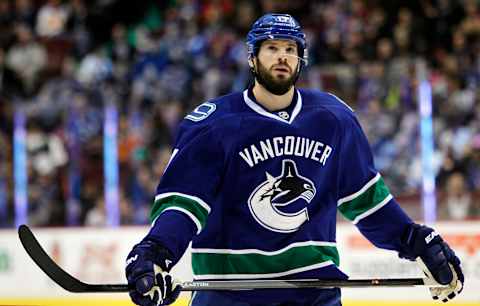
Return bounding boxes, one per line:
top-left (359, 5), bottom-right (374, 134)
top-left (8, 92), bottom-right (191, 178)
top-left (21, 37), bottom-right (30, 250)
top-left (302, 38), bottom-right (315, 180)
top-left (194, 261), bottom-right (335, 280)
top-left (150, 194), bottom-right (210, 233)
top-left (338, 173), bottom-right (380, 206)
top-left (337, 176), bottom-right (391, 222)
top-left (155, 192), bottom-right (211, 213)
top-left (192, 244), bottom-right (339, 277)
top-left (352, 194), bottom-right (393, 224)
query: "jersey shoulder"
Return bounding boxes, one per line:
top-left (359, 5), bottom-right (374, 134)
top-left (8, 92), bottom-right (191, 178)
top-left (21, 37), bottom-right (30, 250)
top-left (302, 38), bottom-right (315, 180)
top-left (299, 88), bottom-right (357, 123)
top-left (300, 88), bottom-right (354, 112)
top-left (183, 91), bottom-right (242, 126)
top-left (177, 92), bottom-right (243, 141)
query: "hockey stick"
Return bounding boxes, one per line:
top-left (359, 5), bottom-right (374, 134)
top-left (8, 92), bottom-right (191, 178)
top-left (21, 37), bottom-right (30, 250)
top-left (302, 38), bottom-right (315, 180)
top-left (18, 224), bottom-right (444, 293)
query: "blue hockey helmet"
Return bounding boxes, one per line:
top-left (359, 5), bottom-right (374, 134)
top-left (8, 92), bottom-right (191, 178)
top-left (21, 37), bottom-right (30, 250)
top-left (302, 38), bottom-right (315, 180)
top-left (246, 13), bottom-right (307, 66)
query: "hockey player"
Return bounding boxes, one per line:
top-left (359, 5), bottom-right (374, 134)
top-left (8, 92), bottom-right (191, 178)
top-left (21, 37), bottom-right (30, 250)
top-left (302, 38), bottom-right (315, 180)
top-left (125, 14), bottom-right (464, 306)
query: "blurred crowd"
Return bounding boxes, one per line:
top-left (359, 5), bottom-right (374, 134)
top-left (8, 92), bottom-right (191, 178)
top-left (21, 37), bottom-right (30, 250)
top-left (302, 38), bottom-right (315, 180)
top-left (0, 0), bottom-right (480, 227)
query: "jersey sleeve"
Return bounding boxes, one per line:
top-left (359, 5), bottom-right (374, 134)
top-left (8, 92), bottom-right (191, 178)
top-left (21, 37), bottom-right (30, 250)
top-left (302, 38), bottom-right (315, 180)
top-left (146, 120), bottom-right (225, 263)
top-left (336, 112), bottom-right (413, 251)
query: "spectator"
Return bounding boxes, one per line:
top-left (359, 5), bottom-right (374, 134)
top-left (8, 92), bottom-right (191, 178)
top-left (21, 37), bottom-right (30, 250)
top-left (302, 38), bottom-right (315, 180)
top-left (5, 23), bottom-right (47, 96)
top-left (13, 0), bottom-right (36, 29)
top-left (0, 129), bottom-right (11, 227)
top-left (67, 0), bottom-right (91, 58)
top-left (464, 134), bottom-right (480, 191)
top-left (25, 120), bottom-right (68, 177)
top-left (105, 23), bottom-right (134, 83)
top-left (84, 195), bottom-right (106, 226)
top-left (0, 1), bottom-right (480, 226)
top-left (35, 0), bottom-right (69, 38)
top-left (439, 172), bottom-right (475, 220)
top-left (0, 0), bottom-right (14, 47)
top-left (76, 47), bottom-right (113, 86)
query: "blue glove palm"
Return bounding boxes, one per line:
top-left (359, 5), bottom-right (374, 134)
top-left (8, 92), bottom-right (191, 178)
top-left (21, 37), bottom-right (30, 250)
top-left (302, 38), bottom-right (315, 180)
top-left (399, 224), bottom-right (464, 302)
top-left (126, 240), bottom-right (181, 306)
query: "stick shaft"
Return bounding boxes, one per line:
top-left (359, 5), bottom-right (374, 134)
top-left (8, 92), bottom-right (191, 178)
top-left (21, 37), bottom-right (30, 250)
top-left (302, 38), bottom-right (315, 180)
top-left (18, 224), bottom-right (441, 293)
top-left (181, 278), bottom-right (431, 290)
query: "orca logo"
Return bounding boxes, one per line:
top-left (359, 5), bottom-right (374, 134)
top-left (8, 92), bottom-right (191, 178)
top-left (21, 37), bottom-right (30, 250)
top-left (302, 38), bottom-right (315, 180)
top-left (248, 160), bottom-right (316, 233)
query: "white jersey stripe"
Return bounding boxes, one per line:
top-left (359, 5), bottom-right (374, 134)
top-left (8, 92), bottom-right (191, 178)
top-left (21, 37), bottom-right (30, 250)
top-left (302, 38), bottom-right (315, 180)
top-left (162, 207), bottom-right (202, 234)
top-left (337, 173), bottom-right (381, 206)
top-left (352, 194), bottom-right (393, 224)
top-left (327, 93), bottom-right (354, 112)
top-left (192, 240), bottom-right (336, 256)
top-left (243, 90), bottom-right (303, 124)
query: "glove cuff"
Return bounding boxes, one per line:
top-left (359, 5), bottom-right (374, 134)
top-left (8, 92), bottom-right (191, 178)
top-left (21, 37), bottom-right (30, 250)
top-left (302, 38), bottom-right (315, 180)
top-left (135, 239), bottom-right (175, 272)
top-left (398, 223), bottom-right (442, 261)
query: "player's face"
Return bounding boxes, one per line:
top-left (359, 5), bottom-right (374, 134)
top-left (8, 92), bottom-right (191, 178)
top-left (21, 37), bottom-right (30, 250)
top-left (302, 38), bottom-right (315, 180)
top-left (255, 40), bottom-right (299, 95)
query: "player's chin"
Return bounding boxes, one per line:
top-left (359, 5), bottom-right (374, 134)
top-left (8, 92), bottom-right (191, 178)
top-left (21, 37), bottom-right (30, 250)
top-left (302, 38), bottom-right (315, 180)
top-left (273, 72), bottom-right (291, 80)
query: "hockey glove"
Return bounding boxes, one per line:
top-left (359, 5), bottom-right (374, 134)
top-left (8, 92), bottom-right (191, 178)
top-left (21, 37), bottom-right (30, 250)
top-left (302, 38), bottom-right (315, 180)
top-left (126, 240), bottom-right (181, 306)
top-left (399, 224), bottom-right (464, 302)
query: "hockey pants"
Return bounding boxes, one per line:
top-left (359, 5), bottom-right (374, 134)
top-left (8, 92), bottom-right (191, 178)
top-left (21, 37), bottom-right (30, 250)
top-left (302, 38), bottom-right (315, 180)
top-left (189, 288), bottom-right (341, 306)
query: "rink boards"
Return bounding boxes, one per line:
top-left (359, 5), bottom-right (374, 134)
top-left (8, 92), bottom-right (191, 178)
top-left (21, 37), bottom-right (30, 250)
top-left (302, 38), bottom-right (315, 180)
top-left (0, 298), bottom-right (478, 306)
top-left (0, 222), bottom-right (478, 305)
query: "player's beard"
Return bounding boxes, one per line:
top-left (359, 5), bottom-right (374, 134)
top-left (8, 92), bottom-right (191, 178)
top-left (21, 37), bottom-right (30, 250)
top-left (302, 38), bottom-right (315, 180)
top-left (254, 59), bottom-right (298, 95)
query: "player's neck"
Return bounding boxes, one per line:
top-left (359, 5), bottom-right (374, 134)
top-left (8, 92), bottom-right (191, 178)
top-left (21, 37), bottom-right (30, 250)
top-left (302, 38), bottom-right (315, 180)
top-left (252, 82), bottom-right (295, 111)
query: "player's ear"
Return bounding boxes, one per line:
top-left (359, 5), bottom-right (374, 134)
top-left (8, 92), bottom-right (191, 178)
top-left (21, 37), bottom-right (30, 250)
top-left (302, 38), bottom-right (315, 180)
top-left (248, 58), bottom-right (254, 68)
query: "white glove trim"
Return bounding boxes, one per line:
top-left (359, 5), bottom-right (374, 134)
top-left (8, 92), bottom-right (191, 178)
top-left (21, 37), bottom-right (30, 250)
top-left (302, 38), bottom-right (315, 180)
top-left (143, 264), bottom-right (165, 306)
top-left (416, 258), bottom-right (463, 302)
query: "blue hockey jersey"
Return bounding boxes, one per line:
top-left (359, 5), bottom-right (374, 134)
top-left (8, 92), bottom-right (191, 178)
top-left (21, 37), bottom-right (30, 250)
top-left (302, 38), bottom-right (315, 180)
top-left (148, 88), bottom-right (413, 303)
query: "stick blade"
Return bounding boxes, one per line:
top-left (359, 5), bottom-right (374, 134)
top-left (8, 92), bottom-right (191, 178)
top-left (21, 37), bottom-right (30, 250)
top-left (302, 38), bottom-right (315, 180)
top-left (18, 224), bottom-right (91, 292)
top-left (18, 224), bottom-right (128, 293)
